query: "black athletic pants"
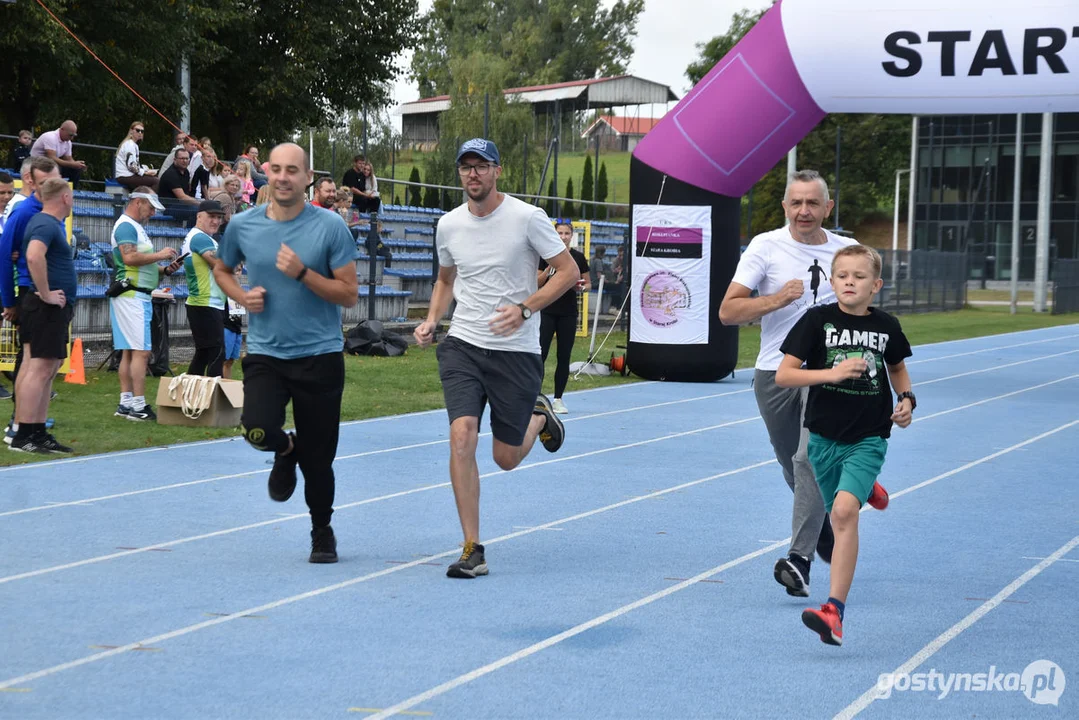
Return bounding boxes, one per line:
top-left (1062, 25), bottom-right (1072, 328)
top-left (241, 352), bottom-right (345, 528)
top-left (539, 312), bottom-right (577, 399)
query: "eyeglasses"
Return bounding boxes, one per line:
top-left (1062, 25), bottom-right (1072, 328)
top-left (133, 128), bottom-right (144, 133)
top-left (457, 163), bottom-right (493, 177)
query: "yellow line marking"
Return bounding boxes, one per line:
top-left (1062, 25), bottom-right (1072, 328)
top-left (345, 708), bottom-right (429, 716)
top-left (0, 687), bottom-right (31, 692)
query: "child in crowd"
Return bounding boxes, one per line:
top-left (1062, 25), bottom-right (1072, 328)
top-left (232, 162), bottom-right (256, 205)
top-left (775, 244), bottom-right (915, 647)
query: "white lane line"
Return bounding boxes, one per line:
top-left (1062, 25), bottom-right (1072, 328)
top-left (912, 374), bottom-right (1079, 423)
top-left (0, 389), bottom-right (752, 518)
top-left (913, 349), bottom-right (1079, 388)
top-left (907, 333), bottom-right (1079, 365)
top-left (909, 325), bottom-right (1078, 350)
top-left (0, 459), bottom-right (778, 691)
top-left (1019, 556), bottom-right (1079, 563)
top-left (834, 534), bottom-right (1079, 720)
top-left (3, 327), bottom-right (1072, 474)
top-left (0, 416), bottom-right (764, 584)
top-left (366, 421), bottom-right (1079, 720)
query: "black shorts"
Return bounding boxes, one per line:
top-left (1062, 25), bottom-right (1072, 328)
top-left (436, 335), bottom-right (543, 446)
top-left (19, 292), bottom-right (74, 359)
top-left (187, 304), bottom-right (225, 350)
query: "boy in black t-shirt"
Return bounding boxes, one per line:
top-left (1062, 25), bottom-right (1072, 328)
top-left (776, 245), bottom-right (915, 647)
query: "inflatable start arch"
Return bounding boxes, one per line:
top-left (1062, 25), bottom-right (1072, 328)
top-left (626, 0), bottom-right (1079, 381)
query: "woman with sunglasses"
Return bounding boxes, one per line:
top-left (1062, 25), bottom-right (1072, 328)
top-left (114, 121), bottom-right (159, 191)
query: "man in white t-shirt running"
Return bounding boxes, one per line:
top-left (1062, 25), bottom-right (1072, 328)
top-left (719, 169), bottom-right (858, 598)
top-left (414, 138), bottom-right (580, 580)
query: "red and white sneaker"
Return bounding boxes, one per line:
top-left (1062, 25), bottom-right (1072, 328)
top-left (867, 481), bottom-right (889, 510)
top-left (802, 602), bottom-right (843, 646)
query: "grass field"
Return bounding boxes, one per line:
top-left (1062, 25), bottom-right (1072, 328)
top-left (2, 307), bottom-right (1076, 466)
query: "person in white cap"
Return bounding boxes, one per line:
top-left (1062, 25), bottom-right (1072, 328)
top-left (109, 187), bottom-right (180, 422)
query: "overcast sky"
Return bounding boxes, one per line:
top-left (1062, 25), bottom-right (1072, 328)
top-left (389, 0), bottom-right (754, 125)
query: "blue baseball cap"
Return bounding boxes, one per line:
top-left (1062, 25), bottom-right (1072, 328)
top-left (456, 138), bottom-right (500, 165)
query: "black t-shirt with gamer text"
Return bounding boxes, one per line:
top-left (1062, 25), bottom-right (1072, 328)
top-left (781, 303), bottom-right (912, 443)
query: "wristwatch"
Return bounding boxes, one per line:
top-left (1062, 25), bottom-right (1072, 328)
top-left (896, 391), bottom-right (917, 411)
top-left (517, 303), bottom-right (533, 320)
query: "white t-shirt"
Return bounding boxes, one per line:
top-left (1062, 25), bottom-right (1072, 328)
top-left (731, 227), bottom-right (859, 370)
top-left (30, 130), bottom-right (72, 160)
top-left (1, 192), bottom-right (28, 229)
top-left (115, 139), bottom-right (140, 178)
top-left (436, 194), bottom-right (565, 353)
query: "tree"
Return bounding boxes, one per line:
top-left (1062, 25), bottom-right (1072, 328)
top-left (423, 180), bottom-right (441, 209)
top-left (0, 0), bottom-right (420, 166)
top-left (411, 0), bottom-right (645, 98)
top-left (421, 50), bottom-right (536, 198)
top-left (685, 7), bottom-right (770, 85)
top-left (544, 179), bottom-right (556, 217)
top-left (597, 162), bottom-right (609, 219)
top-left (563, 178), bottom-right (577, 219)
top-left (580, 154), bottom-right (594, 218)
top-left (408, 167), bottom-right (423, 206)
top-left (685, 5), bottom-right (910, 236)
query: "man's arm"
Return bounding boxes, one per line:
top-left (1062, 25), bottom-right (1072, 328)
top-left (44, 149), bottom-right (84, 170)
top-left (274, 242), bottom-right (358, 307)
top-left (120, 243), bottom-right (175, 267)
top-left (414, 264), bottom-right (456, 347)
top-left (887, 360), bottom-right (914, 427)
top-left (523, 249), bottom-right (579, 312)
top-left (0, 226), bottom-right (16, 313)
top-left (718, 280), bottom-right (804, 326)
top-left (169, 185), bottom-right (200, 206)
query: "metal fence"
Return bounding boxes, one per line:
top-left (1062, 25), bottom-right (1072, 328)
top-left (877, 250), bottom-right (968, 314)
top-left (1052, 259), bottom-right (1079, 315)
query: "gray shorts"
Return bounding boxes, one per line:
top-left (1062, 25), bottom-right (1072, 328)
top-left (436, 335), bottom-right (543, 446)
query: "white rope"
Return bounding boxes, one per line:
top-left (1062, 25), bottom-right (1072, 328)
top-left (573, 174), bottom-right (668, 379)
top-left (166, 374), bottom-right (219, 419)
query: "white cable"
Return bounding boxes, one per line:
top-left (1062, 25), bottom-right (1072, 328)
top-left (573, 174), bottom-right (668, 379)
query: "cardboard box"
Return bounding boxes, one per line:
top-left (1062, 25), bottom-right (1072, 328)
top-left (156, 376), bottom-right (244, 427)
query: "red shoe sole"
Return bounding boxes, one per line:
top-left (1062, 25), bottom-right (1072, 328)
top-left (802, 609), bottom-right (843, 646)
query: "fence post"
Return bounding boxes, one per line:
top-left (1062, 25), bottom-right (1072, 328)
top-left (366, 211), bottom-right (379, 321)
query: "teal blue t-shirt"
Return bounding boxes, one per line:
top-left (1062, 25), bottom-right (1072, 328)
top-left (218, 204), bottom-right (356, 360)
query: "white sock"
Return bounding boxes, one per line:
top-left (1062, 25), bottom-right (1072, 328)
top-left (120, 392), bottom-right (133, 407)
top-left (131, 395), bottom-right (146, 411)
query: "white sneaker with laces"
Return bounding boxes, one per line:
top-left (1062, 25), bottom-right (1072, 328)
top-left (551, 398), bottom-right (568, 414)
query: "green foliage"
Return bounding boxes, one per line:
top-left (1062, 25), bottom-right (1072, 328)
top-left (580, 153), bottom-right (595, 213)
top-left (685, 7), bottom-right (770, 85)
top-left (423, 181), bottom-right (441, 209)
top-left (422, 51), bottom-right (536, 199)
top-left (0, 0), bottom-right (420, 163)
top-left (597, 161), bottom-right (609, 218)
top-left (563, 177), bottom-right (576, 219)
top-left (544, 179), bottom-right (556, 216)
top-left (411, 0), bottom-right (645, 98)
top-left (408, 167), bottom-right (423, 206)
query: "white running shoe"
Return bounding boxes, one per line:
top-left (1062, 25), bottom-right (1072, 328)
top-left (551, 398), bottom-right (568, 414)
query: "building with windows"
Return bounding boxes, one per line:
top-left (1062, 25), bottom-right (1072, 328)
top-left (911, 113), bottom-right (1079, 280)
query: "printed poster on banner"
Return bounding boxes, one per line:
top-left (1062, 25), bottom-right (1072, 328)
top-left (630, 205), bottom-right (711, 345)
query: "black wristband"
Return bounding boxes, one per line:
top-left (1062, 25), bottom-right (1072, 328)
top-left (296, 266), bottom-right (308, 282)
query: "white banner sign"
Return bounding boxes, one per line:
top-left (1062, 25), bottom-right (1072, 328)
top-left (630, 205), bottom-right (711, 345)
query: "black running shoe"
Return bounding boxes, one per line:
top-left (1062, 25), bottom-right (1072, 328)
top-left (774, 554), bottom-right (811, 597)
top-left (34, 433), bottom-right (73, 454)
top-left (8, 435), bottom-right (50, 454)
top-left (126, 405), bottom-right (157, 422)
top-left (268, 433), bottom-right (298, 502)
top-left (309, 525), bottom-right (338, 564)
top-left (446, 541), bottom-right (488, 579)
top-left (114, 404), bottom-right (132, 418)
top-left (817, 515), bottom-right (834, 565)
top-left (533, 394), bottom-right (565, 453)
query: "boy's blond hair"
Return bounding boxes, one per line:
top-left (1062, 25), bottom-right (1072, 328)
top-left (38, 177), bottom-right (71, 204)
top-left (831, 244), bottom-right (882, 278)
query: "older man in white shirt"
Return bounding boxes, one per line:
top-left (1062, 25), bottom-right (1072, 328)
top-left (30, 120), bottom-right (86, 188)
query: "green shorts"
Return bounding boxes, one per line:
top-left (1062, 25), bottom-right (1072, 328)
top-left (807, 433), bottom-right (888, 512)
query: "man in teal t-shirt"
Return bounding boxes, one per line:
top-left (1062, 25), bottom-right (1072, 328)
top-left (182, 199), bottom-right (227, 376)
top-left (215, 142), bottom-right (357, 564)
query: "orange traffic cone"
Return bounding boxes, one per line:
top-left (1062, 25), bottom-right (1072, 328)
top-left (64, 337), bottom-right (86, 385)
